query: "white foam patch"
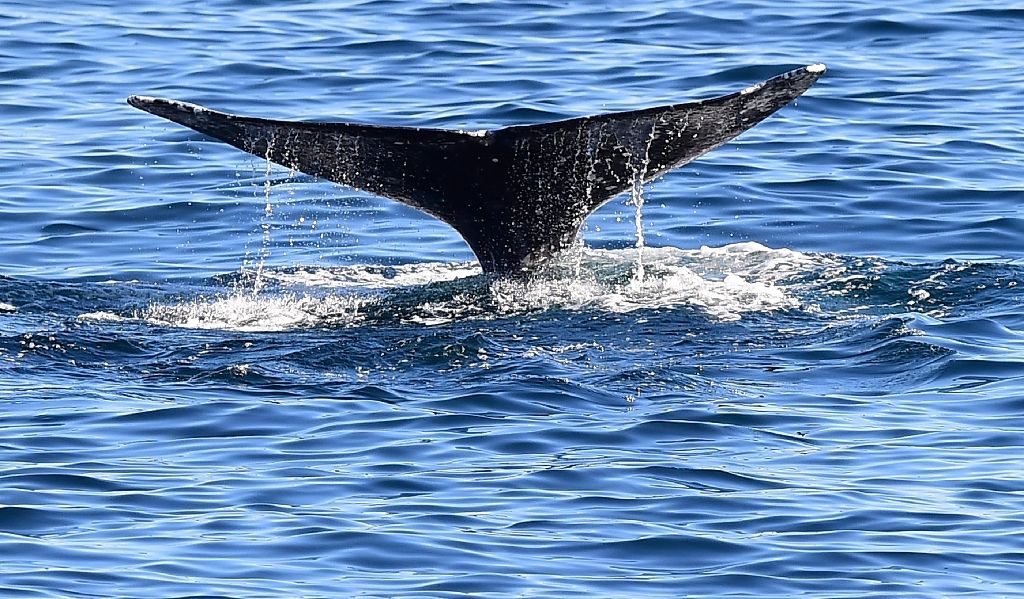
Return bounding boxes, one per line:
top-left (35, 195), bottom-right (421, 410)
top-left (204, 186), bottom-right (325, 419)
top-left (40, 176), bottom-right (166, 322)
top-left (687, 242), bottom-right (824, 283)
top-left (487, 243), bottom-right (816, 321)
top-left (93, 243), bottom-right (826, 331)
top-left (139, 293), bottom-right (366, 332)
top-left (78, 311), bottom-right (124, 322)
top-left (0, 302), bottom-right (15, 313)
top-left (267, 261), bottom-right (481, 289)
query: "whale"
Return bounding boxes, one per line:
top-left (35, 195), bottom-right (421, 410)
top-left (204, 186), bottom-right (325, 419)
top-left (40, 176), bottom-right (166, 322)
top-left (129, 64), bottom-right (825, 274)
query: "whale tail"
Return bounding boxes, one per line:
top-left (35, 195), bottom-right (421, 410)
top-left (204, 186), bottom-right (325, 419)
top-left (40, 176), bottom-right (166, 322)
top-left (129, 64), bottom-right (825, 273)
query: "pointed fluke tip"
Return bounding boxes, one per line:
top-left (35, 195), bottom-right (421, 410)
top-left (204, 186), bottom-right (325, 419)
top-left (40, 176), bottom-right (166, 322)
top-left (776, 63), bottom-right (826, 90)
top-left (127, 95), bottom-right (214, 122)
top-left (127, 95), bottom-right (170, 116)
top-left (127, 95), bottom-right (168, 112)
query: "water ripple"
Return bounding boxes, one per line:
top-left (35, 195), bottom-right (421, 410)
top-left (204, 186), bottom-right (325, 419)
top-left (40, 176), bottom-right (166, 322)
top-left (3, 0), bottom-right (1024, 597)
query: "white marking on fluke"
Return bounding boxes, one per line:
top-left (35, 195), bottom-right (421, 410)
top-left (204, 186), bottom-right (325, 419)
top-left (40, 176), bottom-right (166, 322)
top-left (130, 96), bottom-right (209, 114)
top-left (741, 82), bottom-right (765, 95)
top-left (806, 63), bottom-right (827, 74)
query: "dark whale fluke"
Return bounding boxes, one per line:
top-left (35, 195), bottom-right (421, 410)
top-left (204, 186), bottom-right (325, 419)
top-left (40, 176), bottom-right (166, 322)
top-left (129, 64), bottom-right (825, 274)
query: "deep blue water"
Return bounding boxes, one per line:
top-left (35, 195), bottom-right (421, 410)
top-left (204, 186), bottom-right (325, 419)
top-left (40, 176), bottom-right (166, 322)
top-left (2, 1), bottom-right (1024, 597)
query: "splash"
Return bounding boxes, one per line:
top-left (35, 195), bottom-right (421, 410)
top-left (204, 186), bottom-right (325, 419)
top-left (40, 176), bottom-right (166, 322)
top-left (490, 244), bottom-right (810, 321)
top-left (136, 292), bottom-right (365, 331)
top-left (265, 261), bottom-right (481, 289)
top-left (113, 243), bottom-right (820, 331)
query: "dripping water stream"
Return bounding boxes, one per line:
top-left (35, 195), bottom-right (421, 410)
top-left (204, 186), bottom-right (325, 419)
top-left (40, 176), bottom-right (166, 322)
top-left (249, 142), bottom-right (276, 295)
top-left (628, 120), bottom-right (657, 285)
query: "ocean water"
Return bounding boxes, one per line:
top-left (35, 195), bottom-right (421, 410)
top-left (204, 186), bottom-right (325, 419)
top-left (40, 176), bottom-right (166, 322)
top-left (2, 1), bottom-right (1024, 597)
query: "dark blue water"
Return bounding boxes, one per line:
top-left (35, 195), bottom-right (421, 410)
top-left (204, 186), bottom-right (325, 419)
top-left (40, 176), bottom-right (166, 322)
top-left (3, 1), bottom-right (1024, 597)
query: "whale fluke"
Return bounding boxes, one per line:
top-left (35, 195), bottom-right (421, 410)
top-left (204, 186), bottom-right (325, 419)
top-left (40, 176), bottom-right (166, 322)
top-left (129, 64), bottom-right (825, 273)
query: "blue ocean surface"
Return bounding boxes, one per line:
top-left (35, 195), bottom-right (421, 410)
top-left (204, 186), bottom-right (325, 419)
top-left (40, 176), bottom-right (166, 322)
top-left (2, 1), bottom-right (1024, 597)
